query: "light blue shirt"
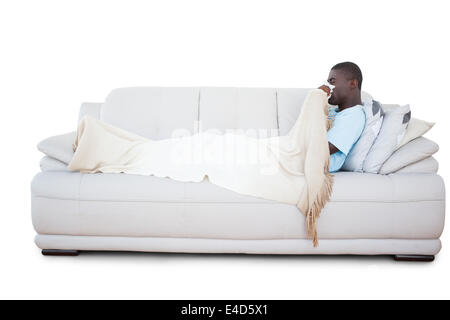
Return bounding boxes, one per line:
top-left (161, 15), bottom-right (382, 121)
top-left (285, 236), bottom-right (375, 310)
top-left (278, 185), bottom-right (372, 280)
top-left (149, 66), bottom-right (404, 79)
top-left (328, 105), bottom-right (366, 173)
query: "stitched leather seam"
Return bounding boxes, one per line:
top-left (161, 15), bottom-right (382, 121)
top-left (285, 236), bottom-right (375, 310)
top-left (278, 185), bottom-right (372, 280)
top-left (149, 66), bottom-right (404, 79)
top-left (31, 195), bottom-right (444, 204)
top-left (35, 234), bottom-right (441, 241)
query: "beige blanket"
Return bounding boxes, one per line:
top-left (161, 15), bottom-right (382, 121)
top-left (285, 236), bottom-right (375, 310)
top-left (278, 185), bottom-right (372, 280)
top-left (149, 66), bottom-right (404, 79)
top-left (68, 89), bottom-right (334, 246)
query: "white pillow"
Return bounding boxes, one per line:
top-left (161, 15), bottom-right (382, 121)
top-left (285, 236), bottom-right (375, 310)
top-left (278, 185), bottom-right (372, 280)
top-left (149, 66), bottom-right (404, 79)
top-left (363, 104), bottom-right (411, 173)
top-left (395, 156), bottom-right (438, 174)
top-left (341, 99), bottom-right (384, 172)
top-left (395, 117), bottom-right (435, 150)
top-left (361, 91), bottom-right (374, 104)
top-left (378, 137), bottom-right (439, 174)
top-left (37, 131), bottom-right (76, 164)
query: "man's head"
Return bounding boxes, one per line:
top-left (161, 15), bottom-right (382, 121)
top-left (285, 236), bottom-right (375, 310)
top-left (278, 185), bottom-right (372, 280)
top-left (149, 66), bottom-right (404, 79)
top-left (327, 62), bottom-right (363, 106)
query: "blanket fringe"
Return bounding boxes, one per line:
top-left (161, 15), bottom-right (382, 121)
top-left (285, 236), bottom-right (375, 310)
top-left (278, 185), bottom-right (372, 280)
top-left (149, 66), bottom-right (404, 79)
top-left (305, 100), bottom-right (335, 246)
top-left (306, 165), bottom-right (334, 247)
top-left (326, 118), bottom-right (334, 131)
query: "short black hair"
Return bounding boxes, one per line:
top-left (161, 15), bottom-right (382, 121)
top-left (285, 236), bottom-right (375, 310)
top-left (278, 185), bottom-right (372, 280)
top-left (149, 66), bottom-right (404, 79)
top-left (331, 62), bottom-right (363, 90)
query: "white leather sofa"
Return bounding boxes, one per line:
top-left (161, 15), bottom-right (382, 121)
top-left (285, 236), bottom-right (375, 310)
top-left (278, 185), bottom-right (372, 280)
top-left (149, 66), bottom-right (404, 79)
top-left (31, 87), bottom-right (446, 261)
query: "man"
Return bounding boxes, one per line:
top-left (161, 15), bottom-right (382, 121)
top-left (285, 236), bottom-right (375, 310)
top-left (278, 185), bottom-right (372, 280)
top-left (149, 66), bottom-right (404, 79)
top-left (318, 62), bottom-right (366, 173)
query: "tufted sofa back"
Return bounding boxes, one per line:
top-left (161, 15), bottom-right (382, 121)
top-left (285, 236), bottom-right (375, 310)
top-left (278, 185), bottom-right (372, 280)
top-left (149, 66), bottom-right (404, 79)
top-left (78, 86), bottom-right (372, 140)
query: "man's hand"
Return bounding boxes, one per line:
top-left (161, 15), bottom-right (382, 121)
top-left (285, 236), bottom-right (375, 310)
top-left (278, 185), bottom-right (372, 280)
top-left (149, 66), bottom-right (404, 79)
top-left (318, 85), bottom-right (331, 96)
top-left (329, 142), bottom-right (339, 155)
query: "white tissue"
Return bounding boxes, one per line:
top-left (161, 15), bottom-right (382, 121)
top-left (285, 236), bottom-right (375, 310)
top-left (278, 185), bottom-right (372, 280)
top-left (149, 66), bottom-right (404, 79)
top-left (322, 80), bottom-right (335, 96)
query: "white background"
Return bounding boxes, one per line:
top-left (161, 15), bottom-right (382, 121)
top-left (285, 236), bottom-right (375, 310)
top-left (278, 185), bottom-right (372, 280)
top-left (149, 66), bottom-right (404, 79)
top-left (0, 0), bottom-right (449, 299)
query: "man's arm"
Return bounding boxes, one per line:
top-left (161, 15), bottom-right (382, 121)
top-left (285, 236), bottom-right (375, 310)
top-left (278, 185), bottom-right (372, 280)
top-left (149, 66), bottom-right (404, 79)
top-left (329, 142), bottom-right (339, 155)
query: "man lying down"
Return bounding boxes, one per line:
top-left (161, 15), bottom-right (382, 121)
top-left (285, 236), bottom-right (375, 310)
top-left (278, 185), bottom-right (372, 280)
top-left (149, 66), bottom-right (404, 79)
top-left (67, 61), bottom-right (366, 246)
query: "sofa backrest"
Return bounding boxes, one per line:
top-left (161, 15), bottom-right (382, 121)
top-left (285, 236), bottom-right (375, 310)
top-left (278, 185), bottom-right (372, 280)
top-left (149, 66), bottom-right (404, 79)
top-left (198, 87), bottom-right (278, 137)
top-left (78, 87), bottom-right (373, 140)
top-left (101, 87), bottom-right (200, 139)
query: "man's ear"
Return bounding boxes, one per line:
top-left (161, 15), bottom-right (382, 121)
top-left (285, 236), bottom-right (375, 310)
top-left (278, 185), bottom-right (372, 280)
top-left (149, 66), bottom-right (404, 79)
top-left (349, 79), bottom-right (358, 89)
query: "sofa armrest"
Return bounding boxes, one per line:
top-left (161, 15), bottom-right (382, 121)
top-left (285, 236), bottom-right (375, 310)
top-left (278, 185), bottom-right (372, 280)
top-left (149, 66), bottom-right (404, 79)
top-left (39, 156), bottom-right (71, 172)
top-left (379, 137), bottom-right (439, 174)
top-left (394, 156), bottom-right (439, 174)
top-left (37, 131), bottom-right (76, 164)
top-left (78, 102), bottom-right (102, 124)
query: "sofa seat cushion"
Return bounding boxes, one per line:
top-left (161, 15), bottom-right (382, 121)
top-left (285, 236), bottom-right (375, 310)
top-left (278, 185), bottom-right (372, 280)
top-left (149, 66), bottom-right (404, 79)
top-left (31, 171), bottom-right (445, 240)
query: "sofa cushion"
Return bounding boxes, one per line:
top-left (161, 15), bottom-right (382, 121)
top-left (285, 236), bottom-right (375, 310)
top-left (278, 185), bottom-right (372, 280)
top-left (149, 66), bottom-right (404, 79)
top-left (101, 87), bottom-right (200, 140)
top-left (31, 171), bottom-right (445, 240)
top-left (31, 171), bottom-right (444, 204)
top-left (276, 88), bottom-right (312, 136)
top-left (199, 87), bottom-right (278, 137)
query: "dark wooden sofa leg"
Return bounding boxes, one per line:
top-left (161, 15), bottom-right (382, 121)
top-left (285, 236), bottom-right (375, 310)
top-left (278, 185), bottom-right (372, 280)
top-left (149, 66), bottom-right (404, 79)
top-left (42, 249), bottom-right (80, 256)
top-left (394, 255), bottom-right (434, 262)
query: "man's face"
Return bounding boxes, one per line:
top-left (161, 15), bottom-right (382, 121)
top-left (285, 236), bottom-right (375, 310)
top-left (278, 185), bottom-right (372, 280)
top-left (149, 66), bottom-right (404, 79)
top-left (327, 69), bottom-right (353, 106)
